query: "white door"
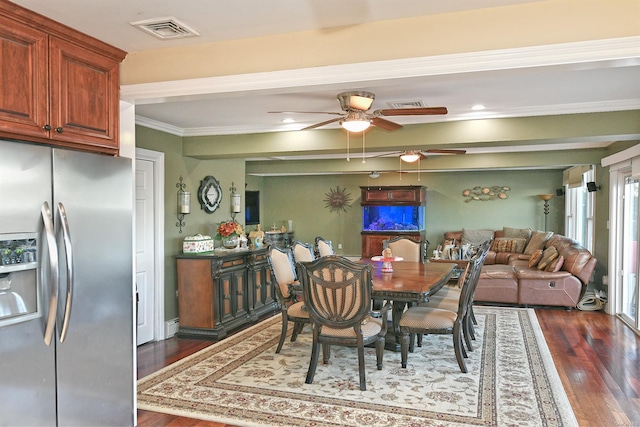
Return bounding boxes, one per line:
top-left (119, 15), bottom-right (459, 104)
top-left (135, 158), bottom-right (155, 345)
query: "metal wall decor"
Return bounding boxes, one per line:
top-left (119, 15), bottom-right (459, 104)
top-left (324, 186), bottom-right (352, 213)
top-left (462, 185), bottom-right (510, 202)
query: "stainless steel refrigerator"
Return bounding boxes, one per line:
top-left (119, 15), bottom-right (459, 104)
top-left (0, 139), bottom-right (134, 426)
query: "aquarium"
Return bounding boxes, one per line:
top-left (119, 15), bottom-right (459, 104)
top-left (362, 205), bottom-right (425, 232)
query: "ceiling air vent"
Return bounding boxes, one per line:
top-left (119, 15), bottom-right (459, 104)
top-left (388, 100), bottom-right (427, 109)
top-left (130, 17), bottom-right (200, 40)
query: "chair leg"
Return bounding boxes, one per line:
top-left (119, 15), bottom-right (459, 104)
top-left (305, 338), bottom-right (320, 385)
top-left (375, 338), bottom-right (385, 370)
top-left (463, 316), bottom-right (474, 352)
top-left (291, 321), bottom-right (304, 342)
top-left (275, 313), bottom-right (288, 353)
top-left (453, 323), bottom-right (468, 373)
top-left (470, 305), bottom-right (477, 325)
top-left (409, 332), bottom-right (416, 353)
top-left (400, 332), bottom-right (410, 368)
top-left (357, 344), bottom-right (366, 391)
top-left (417, 333), bottom-right (423, 347)
top-left (322, 343), bottom-right (330, 364)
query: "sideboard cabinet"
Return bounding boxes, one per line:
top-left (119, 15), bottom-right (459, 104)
top-left (0, 1), bottom-right (126, 154)
top-left (176, 248), bottom-right (276, 339)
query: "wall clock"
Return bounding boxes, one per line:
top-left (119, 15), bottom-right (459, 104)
top-left (198, 175), bottom-right (222, 213)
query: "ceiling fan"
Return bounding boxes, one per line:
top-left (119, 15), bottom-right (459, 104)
top-left (269, 91), bottom-right (448, 132)
top-left (373, 149), bottom-right (467, 163)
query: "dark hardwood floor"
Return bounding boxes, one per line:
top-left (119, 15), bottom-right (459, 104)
top-left (136, 308), bottom-right (640, 427)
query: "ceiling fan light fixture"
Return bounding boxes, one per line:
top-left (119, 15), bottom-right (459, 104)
top-left (400, 151), bottom-right (420, 163)
top-left (340, 110), bottom-right (371, 132)
top-left (368, 171), bottom-right (380, 179)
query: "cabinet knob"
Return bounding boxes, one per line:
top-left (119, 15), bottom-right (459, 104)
top-left (55, 127), bottom-right (64, 133)
top-left (43, 124), bottom-right (52, 131)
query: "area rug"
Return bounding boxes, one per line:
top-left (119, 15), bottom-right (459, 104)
top-left (137, 306), bottom-right (577, 426)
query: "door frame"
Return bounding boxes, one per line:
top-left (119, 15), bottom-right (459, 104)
top-left (135, 147), bottom-right (165, 341)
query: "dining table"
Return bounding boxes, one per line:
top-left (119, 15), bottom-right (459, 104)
top-left (360, 259), bottom-right (454, 351)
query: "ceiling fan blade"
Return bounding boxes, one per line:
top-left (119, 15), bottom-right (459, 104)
top-left (268, 111), bottom-right (343, 115)
top-left (375, 107), bottom-right (448, 116)
top-left (421, 149), bottom-right (467, 155)
top-left (301, 117), bottom-right (342, 130)
top-left (372, 117), bottom-right (403, 131)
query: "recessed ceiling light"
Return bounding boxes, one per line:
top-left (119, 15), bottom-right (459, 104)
top-left (282, 118), bottom-right (295, 123)
top-left (471, 104), bottom-right (486, 111)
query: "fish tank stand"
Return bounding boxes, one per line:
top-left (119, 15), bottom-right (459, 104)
top-left (360, 186), bottom-right (426, 258)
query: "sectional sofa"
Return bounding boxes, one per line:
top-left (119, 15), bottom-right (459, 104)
top-left (440, 228), bottom-right (597, 308)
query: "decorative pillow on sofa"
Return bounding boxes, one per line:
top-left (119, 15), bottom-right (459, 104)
top-left (528, 249), bottom-right (543, 268)
top-left (537, 246), bottom-right (559, 270)
top-left (491, 237), bottom-right (527, 253)
top-left (545, 255), bottom-right (564, 272)
top-left (461, 228), bottom-right (494, 246)
top-left (503, 227), bottom-right (532, 242)
top-left (523, 230), bottom-right (554, 255)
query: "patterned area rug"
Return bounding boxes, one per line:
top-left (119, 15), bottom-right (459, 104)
top-left (137, 306), bottom-right (577, 426)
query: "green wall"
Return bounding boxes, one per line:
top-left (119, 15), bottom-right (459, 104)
top-left (136, 125), bottom-right (619, 322)
top-left (136, 126), bottom-right (246, 320)
top-left (258, 170), bottom-right (564, 257)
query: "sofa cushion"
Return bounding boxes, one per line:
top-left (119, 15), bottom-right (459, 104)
top-left (503, 227), bottom-right (532, 242)
top-left (491, 237), bottom-right (527, 254)
top-left (528, 249), bottom-right (543, 268)
top-left (523, 230), bottom-right (554, 254)
top-left (545, 255), bottom-right (564, 272)
top-left (462, 228), bottom-right (494, 246)
top-left (537, 246), bottom-right (559, 270)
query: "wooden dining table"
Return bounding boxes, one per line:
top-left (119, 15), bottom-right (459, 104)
top-left (360, 259), bottom-right (454, 350)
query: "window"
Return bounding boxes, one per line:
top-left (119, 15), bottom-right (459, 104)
top-left (245, 191), bottom-right (260, 225)
top-left (563, 166), bottom-right (595, 253)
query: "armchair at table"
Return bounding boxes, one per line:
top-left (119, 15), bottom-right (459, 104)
top-left (314, 236), bottom-right (335, 257)
top-left (399, 243), bottom-right (489, 373)
top-left (267, 246), bottom-right (310, 354)
top-left (382, 235), bottom-right (429, 263)
top-left (297, 255), bottom-right (391, 391)
top-left (292, 240), bottom-right (315, 263)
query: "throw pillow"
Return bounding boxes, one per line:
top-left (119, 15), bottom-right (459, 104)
top-left (537, 246), bottom-right (559, 270)
top-left (461, 228), bottom-right (494, 246)
top-left (491, 237), bottom-right (527, 253)
top-left (545, 255), bottom-right (565, 272)
top-left (503, 227), bottom-right (532, 242)
top-left (528, 249), bottom-right (543, 268)
top-left (523, 230), bottom-right (554, 255)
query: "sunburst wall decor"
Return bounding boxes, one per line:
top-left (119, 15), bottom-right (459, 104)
top-left (324, 186), bottom-right (352, 213)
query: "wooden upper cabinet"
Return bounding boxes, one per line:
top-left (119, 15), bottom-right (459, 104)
top-left (360, 186), bottom-right (426, 205)
top-left (0, 15), bottom-right (48, 139)
top-left (0, 0), bottom-right (126, 154)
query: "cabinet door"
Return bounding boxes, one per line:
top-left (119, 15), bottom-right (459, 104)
top-left (0, 16), bottom-right (48, 139)
top-left (363, 189), bottom-right (390, 202)
top-left (362, 234), bottom-right (392, 258)
top-left (49, 37), bottom-right (120, 150)
top-left (389, 189), bottom-right (419, 202)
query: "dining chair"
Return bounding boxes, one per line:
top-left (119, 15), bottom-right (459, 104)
top-left (398, 244), bottom-right (489, 373)
top-left (382, 235), bottom-right (429, 263)
top-left (297, 255), bottom-right (391, 391)
top-left (267, 246), bottom-right (310, 353)
top-left (292, 240), bottom-right (315, 263)
top-left (314, 236), bottom-right (335, 257)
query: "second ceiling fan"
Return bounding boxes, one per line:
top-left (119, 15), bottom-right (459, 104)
top-left (270, 91), bottom-right (448, 132)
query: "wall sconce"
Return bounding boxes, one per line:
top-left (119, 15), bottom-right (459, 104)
top-left (537, 194), bottom-right (554, 231)
top-left (176, 176), bottom-right (190, 234)
top-left (586, 181), bottom-right (601, 192)
top-left (230, 181), bottom-right (241, 220)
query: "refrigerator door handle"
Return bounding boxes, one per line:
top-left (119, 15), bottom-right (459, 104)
top-left (41, 202), bottom-right (59, 346)
top-left (56, 202), bottom-right (73, 343)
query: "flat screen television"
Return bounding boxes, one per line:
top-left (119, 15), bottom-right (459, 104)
top-left (245, 191), bottom-right (260, 225)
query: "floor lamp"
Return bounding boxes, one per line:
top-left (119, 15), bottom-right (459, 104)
top-left (538, 194), bottom-right (554, 231)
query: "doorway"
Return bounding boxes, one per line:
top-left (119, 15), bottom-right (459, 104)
top-left (135, 148), bottom-right (165, 344)
top-left (619, 175), bottom-right (639, 331)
